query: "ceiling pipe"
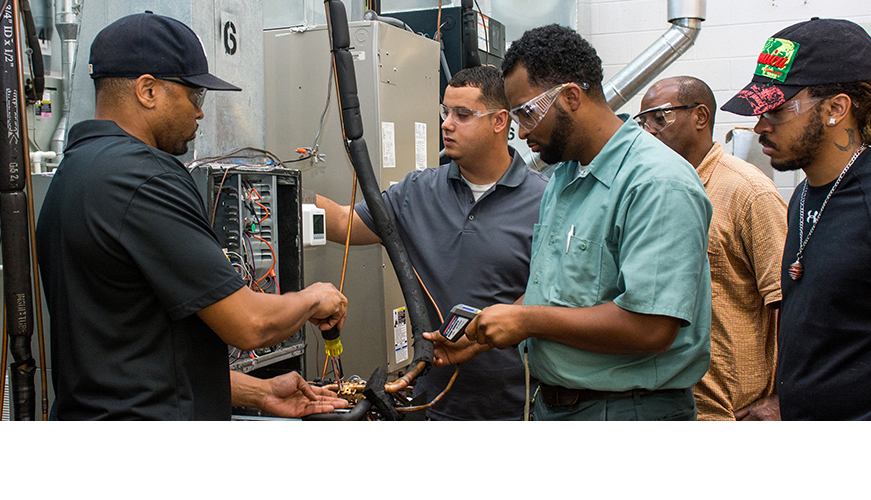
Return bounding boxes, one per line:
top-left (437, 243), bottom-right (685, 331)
top-left (604, 0), bottom-right (706, 111)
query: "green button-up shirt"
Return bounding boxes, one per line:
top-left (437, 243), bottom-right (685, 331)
top-left (521, 116), bottom-right (712, 392)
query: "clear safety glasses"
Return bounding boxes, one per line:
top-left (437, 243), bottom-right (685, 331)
top-left (439, 104), bottom-right (501, 124)
top-left (633, 102), bottom-right (701, 133)
top-left (758, 96), bottom-right (826, 125)
top-left (162, 77), bottom-right (207, 109)
top-left (509, 82), bottom-right (588, 132)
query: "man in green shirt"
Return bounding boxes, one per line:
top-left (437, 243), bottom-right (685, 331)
top-left (427, 24), bottom-right (713, 420)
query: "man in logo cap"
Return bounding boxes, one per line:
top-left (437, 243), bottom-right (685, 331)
top-left (36, 12), bottom-right (349, 420)
top-left (722, 17), bottom-right (871, 420)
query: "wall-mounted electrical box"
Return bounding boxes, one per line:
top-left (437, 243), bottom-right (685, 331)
top-left (190, 164), bottom-right (306, 382)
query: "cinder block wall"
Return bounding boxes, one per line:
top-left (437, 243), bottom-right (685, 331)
top-left (583, 0), bottom-right (871, 200)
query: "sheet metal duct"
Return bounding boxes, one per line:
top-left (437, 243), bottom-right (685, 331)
top-left (604, 0), bottom-right (706, 111)
top-left (49, 0), bottom-right (80, 157)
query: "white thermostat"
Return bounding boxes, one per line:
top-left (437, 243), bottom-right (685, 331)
top-left (302, 203), bottom-right (326, 247)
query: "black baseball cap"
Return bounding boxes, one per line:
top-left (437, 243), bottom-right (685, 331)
top-left (88, 11), bottom-right (241, 91)
top-left (722, 18), bottom-right (871, 116)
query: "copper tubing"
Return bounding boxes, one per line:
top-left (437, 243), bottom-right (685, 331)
top-left (396, 365), bottom-right (459, 412)
top-left (382, 267), bottom-right (443, 394)
top-left (384, 361), bottom-right (427, 394)
top-left (338, 172), bottom-right (357, 293)
top-left (320, 381), bottom-right (367, 393)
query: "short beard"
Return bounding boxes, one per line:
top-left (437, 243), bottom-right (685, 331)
top-left (171, 142), bottom-right (190, 156)
top-left (768, 110), bottom-right (826, 172)
top-left (538, 103), bottom-right (574, 165)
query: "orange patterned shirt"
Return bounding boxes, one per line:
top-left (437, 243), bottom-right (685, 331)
top-left (693, 143), bottom-right (787, 420)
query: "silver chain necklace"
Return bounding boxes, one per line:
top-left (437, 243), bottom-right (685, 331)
top-left (789, 144), bottom-right (868, 280)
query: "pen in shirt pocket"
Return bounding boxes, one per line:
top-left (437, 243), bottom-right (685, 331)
top-left (565, 225), bottom-right (575, 254)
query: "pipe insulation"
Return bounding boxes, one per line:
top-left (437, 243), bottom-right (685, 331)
top-left (324, 0), bottom-right (433, 368)
top-left (20, 0), bottom-right (44, 102)
top-left (0, 0), bottom-right (36, 420)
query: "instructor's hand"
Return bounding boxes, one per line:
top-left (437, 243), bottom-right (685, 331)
top-left (262, 371), bottom-right (349, 418)
top-left (303, 282), bottom-right (348, 331)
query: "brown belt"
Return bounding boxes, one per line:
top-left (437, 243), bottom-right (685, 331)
top-left (538, 383), bottom-right (680, 408)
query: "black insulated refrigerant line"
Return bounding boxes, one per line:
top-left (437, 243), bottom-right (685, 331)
top-left (19, 0), bottom-right (44, 103)
top-left (323, 0), bottom-right (433, 380)
top-left (0, 0), bottom-right (38, 420)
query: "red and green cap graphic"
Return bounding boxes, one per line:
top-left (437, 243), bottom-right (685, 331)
top-left (754, 38), bottom-right (799, 82)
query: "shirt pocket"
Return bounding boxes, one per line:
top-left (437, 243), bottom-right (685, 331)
top-left (553, 237), bottom-right (604, 307)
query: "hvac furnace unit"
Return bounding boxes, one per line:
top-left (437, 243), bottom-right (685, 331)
top-left (263, 21), bottom-right (440, 380)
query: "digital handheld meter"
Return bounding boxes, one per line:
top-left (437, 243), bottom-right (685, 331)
top-left (439, 304), bottom-right (482, 342)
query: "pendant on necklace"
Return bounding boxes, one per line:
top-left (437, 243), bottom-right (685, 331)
top-left (789, 260), bottom-right (803, 281)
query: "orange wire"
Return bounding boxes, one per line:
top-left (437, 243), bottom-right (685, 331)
top-left (249, 233), bottom-right (276, 286)
top-left (255, 202), bottom-right (269, 223)
top-left (247, 187), bottom-right (271, 223)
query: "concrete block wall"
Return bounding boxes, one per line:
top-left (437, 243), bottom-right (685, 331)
top-left (584, 0), bottom-right (871, 201)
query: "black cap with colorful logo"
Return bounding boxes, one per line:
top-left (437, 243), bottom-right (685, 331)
top-left (722, 17), bottom-right (871, 116)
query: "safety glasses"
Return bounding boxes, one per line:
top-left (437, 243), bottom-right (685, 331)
top-left (509, 82), bottom-right (588, 132)
top-left (633, 102), bottom-right (701, 133)
top-left (162, 77), bottom-right (207, 109)
top-left (758, 96), bottom-right (825, 125)
top-left (439, 104), bottom-right (501, 124)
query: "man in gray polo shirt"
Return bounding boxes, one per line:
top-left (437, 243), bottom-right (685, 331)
top-left (317, 66), bottom-right (548, 420)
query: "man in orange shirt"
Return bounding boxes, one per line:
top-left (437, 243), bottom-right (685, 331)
top-left (636, 76), bottom-right (787, 420)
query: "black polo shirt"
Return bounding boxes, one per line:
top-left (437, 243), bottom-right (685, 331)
top-left (36, 120), bottom-right (245, 420)
top-left (356, 149), bottom-right (548, 420)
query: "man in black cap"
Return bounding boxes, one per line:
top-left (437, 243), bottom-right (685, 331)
top-left (722, 17), bottom-right (871, 420)
top-left (36, 12), bottom-right (349, 420)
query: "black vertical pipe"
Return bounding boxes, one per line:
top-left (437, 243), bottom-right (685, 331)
top-left (324, 0), bottom-right (433, 368)
top-left (20, 0), bottom-right (44, 103)
top-left (0, 0), bottom-right (36, 420)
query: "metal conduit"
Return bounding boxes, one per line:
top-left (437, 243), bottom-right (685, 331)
top-left (50, 0), bottom-right (79, 157)
top-left (604, 0), bottom-right (706, 111)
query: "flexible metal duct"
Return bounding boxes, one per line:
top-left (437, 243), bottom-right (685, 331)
top-left (604, 0), bottom-right (706, 111)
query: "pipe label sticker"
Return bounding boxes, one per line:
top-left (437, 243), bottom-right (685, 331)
top-left (394, 307), bottom-right (408, 363)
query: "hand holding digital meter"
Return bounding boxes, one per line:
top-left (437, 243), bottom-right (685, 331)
top-left (439, 304), bottom-right (482, 342)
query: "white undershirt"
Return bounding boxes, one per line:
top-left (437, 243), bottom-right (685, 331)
top-left (462, 175), bottom-right (497, 202)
